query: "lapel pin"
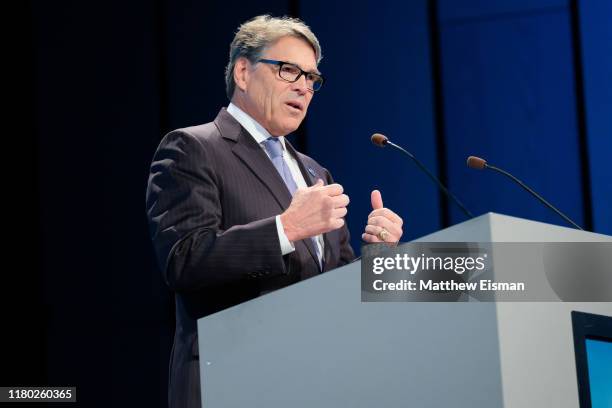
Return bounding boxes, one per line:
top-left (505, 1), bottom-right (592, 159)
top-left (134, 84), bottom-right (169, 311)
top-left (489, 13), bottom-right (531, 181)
top-left (307, 167), bottom-right (317, 178)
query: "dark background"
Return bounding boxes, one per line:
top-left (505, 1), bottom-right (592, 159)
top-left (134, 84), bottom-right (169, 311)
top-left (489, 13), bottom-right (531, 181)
top-left (4, 0), bottom-right (610, 406)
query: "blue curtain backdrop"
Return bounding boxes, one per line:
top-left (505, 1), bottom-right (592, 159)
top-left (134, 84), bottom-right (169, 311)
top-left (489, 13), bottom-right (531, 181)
top-left (305, 0), bottom-right (610, 248)
top-left (302, 0), bottom-right (442, 248)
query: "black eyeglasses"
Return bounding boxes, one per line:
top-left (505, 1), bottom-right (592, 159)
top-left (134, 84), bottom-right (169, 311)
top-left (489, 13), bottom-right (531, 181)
top-left (257, 59), bottom-right (324, 92)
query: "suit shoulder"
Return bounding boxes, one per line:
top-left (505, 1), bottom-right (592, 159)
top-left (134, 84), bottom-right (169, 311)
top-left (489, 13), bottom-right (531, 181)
top-left (174, 122), bottom-right (221, 146)
top-left (180, 122), bottom-right (219, 140)
top-left (155, 121), bottom-right (222, 153)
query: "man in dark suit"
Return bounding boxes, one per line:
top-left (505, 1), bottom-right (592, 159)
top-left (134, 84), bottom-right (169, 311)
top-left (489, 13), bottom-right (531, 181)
top-left (146, 15), bottom-right (404, 408)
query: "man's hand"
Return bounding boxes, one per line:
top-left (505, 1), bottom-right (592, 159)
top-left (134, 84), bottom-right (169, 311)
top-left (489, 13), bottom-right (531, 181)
top-left (362, 190), bottom-right (403, 243)
top-left (281, 179), bottom-right (350, 242)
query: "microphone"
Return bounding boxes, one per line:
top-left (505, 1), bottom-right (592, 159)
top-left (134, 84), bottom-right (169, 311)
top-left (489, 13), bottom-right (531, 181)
top-left (466, 156), bottom-right (583, 230)
top-left (371, 133), bottom-right (473, 219)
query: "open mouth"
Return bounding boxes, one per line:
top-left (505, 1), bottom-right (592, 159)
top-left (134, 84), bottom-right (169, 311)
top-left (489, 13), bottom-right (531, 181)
top-left (285, 101), bottom-right (303, 112)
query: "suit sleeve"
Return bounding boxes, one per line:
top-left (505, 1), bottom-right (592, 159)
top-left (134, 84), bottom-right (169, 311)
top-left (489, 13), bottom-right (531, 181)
top-left (146, 130), bottom-right (286, 292)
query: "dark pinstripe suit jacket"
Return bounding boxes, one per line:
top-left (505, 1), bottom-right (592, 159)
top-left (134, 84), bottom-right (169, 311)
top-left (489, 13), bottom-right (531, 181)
top-left (146, 108), bottom-right (355, 408)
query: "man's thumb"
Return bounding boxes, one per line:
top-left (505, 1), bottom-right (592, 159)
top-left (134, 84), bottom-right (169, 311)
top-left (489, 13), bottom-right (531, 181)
top-left (371, 190), bottom-right (383, 210)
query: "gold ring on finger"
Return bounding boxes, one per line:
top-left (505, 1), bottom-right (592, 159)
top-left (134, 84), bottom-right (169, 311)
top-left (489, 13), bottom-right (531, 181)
top-left (377, 228), bottom-right (390, 242)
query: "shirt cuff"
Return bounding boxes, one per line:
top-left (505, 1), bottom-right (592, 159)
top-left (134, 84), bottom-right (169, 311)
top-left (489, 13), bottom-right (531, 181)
top-left (275, 215), bottom-right (296, 256)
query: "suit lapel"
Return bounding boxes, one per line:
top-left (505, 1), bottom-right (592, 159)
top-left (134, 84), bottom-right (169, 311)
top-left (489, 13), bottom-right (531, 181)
top-left (285, 140), bottom-right (318, 186)
top-left (231, 136), bottom-right (293, 210)
top-left (215, 108), bottom-right (292, 210)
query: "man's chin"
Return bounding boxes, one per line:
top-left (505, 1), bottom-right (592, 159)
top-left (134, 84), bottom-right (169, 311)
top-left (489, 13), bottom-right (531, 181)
top-left (272, 119), bottom-right (304, 136)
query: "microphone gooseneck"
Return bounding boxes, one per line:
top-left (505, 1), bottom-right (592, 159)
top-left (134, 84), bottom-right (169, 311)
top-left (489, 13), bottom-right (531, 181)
top-left (466, 155), bottom-right (584, 230)
top-left (371, 133), bottom-right (474, 219)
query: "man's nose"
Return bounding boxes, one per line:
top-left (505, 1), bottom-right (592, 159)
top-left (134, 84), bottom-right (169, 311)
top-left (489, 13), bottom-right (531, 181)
top-left (291, 75), bottom-right (309, 95)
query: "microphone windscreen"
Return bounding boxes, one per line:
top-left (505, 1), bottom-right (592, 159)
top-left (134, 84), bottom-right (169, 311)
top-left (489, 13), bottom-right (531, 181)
top-left (467, 156), bottom-right (487, 170)
top-left (371, 133), bottom-right (388, 147)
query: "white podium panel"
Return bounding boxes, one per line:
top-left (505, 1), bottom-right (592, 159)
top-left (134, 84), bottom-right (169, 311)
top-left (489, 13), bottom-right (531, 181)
top-left (199, 213), bottom-right (611, 407)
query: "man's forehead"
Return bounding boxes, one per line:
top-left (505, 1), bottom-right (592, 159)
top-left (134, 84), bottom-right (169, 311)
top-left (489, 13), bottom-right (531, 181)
top-left (264, 36), bottom-right (319, 72)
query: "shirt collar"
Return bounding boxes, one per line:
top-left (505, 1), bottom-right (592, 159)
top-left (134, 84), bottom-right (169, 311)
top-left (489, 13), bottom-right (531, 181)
top-left (227, 102), bottom-right (287, 150)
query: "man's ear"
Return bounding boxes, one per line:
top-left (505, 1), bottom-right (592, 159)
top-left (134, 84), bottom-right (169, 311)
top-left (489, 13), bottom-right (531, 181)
top-left (233, 57), bottom-right (250, 93)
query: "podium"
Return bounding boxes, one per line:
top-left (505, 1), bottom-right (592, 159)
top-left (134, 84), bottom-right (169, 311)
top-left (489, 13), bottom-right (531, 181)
top-left (198, 213), bottom-right (611, 407)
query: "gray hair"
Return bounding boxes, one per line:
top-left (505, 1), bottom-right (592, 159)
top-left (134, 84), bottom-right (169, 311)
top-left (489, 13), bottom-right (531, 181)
top-left (224, 15), bottom-right (322, 100)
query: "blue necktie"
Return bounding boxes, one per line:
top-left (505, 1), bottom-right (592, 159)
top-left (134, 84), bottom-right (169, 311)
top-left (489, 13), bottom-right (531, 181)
top-left (262, 137), bottom-right (323, 268)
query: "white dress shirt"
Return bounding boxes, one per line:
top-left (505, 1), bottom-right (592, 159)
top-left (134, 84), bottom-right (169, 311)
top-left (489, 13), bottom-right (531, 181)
top-left (226, 103), bottom-right (325, 261)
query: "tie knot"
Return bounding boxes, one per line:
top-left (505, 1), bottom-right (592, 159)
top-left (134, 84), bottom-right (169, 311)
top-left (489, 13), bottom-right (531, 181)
top-left (262, 137), bottom-right (283, 159)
